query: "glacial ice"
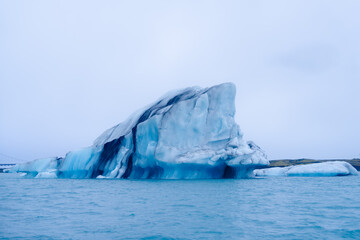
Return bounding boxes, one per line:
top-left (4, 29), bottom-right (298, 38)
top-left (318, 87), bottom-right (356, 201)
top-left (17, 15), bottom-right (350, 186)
top-left (11, 83), bottom-right (269, 179)
top-left (254, 161), bottom-right (358, 177)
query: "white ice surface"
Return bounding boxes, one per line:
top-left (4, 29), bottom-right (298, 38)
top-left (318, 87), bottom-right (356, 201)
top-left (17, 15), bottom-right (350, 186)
top-left (35, 170), bottom-right (58, 179)
top-left (254, 161), bottom-right (358, 177)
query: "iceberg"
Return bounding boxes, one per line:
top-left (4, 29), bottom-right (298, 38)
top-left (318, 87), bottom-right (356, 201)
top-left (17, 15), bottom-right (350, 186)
top-left (254, 161), bottom-right (358, 177)
top-left (11, 83), bottom-right (269, 179)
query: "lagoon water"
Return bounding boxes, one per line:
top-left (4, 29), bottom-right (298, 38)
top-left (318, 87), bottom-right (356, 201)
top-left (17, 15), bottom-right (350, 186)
top-left (1, 174), bottom-right (360, 239)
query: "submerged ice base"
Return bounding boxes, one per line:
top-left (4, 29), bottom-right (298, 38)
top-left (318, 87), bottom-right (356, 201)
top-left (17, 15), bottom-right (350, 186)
top-left (254, 161), bottom-right (358, 177)
top-left (12, 83), bottom-right (269, 179)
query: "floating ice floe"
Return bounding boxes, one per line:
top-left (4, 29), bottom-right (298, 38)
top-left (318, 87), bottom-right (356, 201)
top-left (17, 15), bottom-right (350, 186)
top-left (253, 161), bottom-right (358, 177)
top-left (11, 83), bottom-right (269, 179)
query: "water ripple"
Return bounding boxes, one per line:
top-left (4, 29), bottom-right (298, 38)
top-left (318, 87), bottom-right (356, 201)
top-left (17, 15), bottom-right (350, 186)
top-left (1, 174), bottom-right (360, 239)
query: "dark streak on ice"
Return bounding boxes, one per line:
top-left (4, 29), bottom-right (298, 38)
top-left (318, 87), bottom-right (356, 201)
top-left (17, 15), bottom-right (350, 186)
top-left (122, 128), bottom-right (136, 179)
top-left (222, 165), bottom-right (235, 178)
top-left (91, 136), bottom-right (124, 178)
top-left (121, 89), bottom-right (201, 178)
top-left (98, 88), bottom-right (207, 179)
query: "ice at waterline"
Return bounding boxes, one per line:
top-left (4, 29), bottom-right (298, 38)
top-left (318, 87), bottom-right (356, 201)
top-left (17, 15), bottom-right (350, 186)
top-left (254, 161), bottom-right (358, 177)
top-left (11, 83), bottom-right (269, 179)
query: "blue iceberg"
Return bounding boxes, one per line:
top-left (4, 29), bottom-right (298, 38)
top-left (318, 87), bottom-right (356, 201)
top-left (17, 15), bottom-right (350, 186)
top-left (12, 83), bottom-right (268, 179)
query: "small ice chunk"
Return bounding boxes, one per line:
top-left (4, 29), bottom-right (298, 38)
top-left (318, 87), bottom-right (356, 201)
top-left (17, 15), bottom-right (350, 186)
top-left (254, 161), bottom-right (358, 177)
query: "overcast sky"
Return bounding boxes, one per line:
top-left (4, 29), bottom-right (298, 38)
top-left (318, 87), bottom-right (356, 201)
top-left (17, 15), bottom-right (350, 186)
top-left (1, 0), bottom-right (359, 163)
